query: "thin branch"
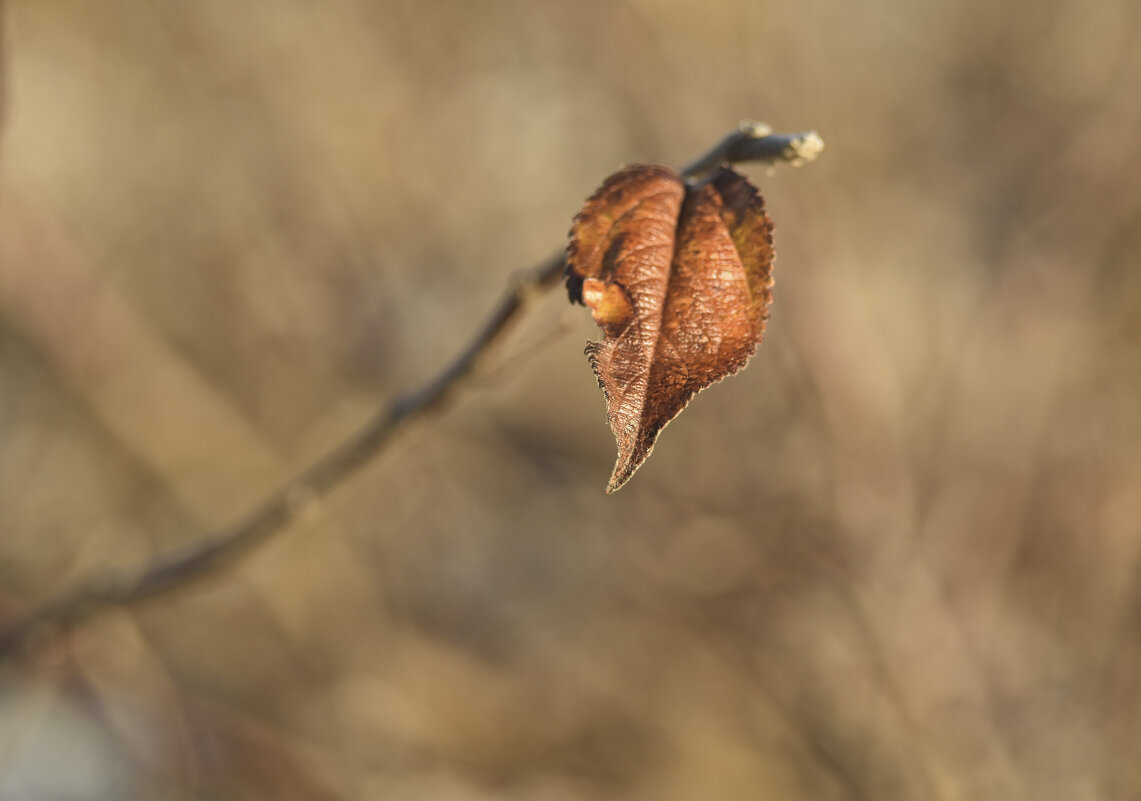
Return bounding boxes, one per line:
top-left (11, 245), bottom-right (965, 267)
top-left (681, 122), bottom-right (824, 183)
top-left (0, 123), bottom-right (822, 660)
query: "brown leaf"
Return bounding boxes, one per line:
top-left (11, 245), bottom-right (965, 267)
top-left (567, 164), bottom-right (775, 492)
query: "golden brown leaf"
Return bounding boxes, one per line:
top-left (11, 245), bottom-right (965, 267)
top-left (567, 165), bottom-right (775, 492)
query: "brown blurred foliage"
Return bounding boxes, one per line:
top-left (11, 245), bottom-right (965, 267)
top-left (2, 1), bottom-right (1140, 798)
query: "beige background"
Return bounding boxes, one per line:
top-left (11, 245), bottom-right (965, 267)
top-left (2, 1), bottom-right (1140, 798)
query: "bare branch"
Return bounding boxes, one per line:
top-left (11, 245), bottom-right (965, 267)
top-left (0, 125), bottom-right (822, 661)
top-left (681, 121), bottom-right (824, 182)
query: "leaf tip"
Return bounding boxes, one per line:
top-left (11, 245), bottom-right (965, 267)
top-left (604, 464), bottom-right (634, 494)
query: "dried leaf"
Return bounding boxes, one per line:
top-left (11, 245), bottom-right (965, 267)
top-left (567, 164), bottom-right (775, 492)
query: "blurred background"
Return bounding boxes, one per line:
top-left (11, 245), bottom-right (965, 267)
top-left (2, 1), bottom-right (1140, 798)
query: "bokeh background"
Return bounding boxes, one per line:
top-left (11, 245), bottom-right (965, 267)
top-left (2, 1), bottom-right (1140, 798)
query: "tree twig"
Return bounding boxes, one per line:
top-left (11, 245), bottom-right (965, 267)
top-left (681, 122), bottom-right (824, 183)
top-left (0, 123), bottom-right (822, 660)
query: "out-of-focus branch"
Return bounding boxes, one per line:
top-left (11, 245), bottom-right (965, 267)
top-left (1, 0), bottom-right (8, 143)
top-left (0, 123), bottom-right (823, 661)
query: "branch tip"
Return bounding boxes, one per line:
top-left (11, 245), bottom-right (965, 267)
top-left (786, 131), bottom-right (824, 165)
